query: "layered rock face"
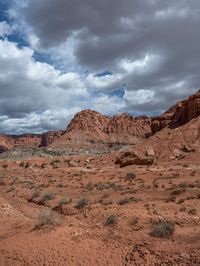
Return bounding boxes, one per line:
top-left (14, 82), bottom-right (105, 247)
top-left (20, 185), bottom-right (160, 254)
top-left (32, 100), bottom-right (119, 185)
top-left (169, 90), bottom-right (200, 128)
top-left (0, 133), bottom-right (42, 152)
top-left (150, 91), bottom-right (200, 132)
top-left (12, 134), bottom-right (42, 147)
top-left (40, 131), bottom-right (65, 147)
top-left (49, 110), bottom-right (153, 151)
top-left (67, 110), bottom-right (152, 139)
top-left (35, 90), bottom-right (200, 151)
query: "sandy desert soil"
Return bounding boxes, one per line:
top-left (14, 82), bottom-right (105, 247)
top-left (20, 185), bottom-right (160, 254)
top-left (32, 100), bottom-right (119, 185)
top-left (0, 153), bottom-right (200, 266)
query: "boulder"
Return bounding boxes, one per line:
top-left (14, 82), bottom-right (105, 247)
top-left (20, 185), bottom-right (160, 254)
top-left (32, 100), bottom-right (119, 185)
top-left (115, 151), bottom-right (154, 167)
top-left (146, 148), bottom-right (155, 157)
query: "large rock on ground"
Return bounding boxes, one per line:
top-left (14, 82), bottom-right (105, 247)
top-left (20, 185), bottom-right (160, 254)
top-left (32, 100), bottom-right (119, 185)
top-left (115, 151), bottom-right (154, 167)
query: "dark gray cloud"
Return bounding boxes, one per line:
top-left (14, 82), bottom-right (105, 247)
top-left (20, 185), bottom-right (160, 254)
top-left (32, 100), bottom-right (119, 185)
top-left (24, 1), bottom-right (200, 97)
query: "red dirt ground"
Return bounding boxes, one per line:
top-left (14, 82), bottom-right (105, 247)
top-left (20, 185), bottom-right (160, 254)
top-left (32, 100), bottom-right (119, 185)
top-left (0, 153), bottom-right (200, 265)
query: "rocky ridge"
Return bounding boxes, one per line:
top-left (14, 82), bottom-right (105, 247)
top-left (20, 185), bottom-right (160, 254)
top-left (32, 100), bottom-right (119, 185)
top-left (0, 90), bottom-right (200, 154)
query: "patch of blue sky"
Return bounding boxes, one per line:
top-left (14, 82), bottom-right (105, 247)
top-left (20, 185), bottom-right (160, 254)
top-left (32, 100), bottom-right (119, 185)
top-left (0, 0), bottom-right (11, 21)
top-left (131, 111), bottom-right (161, 117)
top-left (95, 70), bottom-right (113, 77)
top-left (7, 32), bottom-right (27, 47)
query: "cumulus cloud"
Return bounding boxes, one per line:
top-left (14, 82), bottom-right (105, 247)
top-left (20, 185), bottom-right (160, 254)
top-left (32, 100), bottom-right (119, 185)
top-left (0, 39), bottom-right (124, 133)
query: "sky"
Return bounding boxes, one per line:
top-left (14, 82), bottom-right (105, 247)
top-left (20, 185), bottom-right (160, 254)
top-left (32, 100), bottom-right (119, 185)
top-left (0, 0), bottom-right (199, 134)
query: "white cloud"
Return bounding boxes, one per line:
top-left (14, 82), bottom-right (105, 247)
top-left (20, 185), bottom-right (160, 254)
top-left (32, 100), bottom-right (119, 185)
top-left (27, 34), bottom-right (39, 49)
top-left (0, 21), bottom-right (13, 37)
top-left (0, 38), bottom-right (126, 133)
top-left (86, 73), bottom-right (124, 91)
top-left (91, 95), bottom-right (125, 115)
top-left (124, 89), bottom-right (155, 105)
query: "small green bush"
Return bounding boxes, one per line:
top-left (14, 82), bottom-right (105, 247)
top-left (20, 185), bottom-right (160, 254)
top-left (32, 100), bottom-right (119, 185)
top-left (105, 215), bottom-right (118, 225)
top-left (56, 183), bottom-right (64, 188)
top-left (36, 209), bottom-right (58, 228)
top-left (39, 192), bottom-right (54, 204)
top-left (170, 188), bottom-right (185, 196)
top-left (6, 186), bottom-right (14, 193)
top-left (149, 220), bottom-right (175, 238)
top-left (59, 198), bottom-right (71, 205)
top-left (125, 172), bottom-right (136, 181)
top-left (76, 198), bottom-right (89, 209)
top-left (188, 208), bottom-right (197, 215)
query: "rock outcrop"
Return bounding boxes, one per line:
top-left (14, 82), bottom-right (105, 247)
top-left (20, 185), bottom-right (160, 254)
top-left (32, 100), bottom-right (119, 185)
top-left (169, 90), bottom-right (200, 128)
top-left (40, 130), bottom-right (65, 147)
top-left (1, 90), bottom-right (200, 155)
top-left (151, 90), bottom-right (200, 132)
top-left (0, 133), bottom-right (42, 152)
top-left (49, 110), bottom-right (153, 151)
top-left (67, 110), bottom-right (152, 138)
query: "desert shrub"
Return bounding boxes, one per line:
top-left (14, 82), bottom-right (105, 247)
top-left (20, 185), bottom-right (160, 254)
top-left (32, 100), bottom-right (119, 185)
top-left (165, 195), bottom-right (176, 203)
top-left (101, 193), bottom-right (109, 198)
top-left (6, 186), bottom-right (14, 193)
top-left (125, 172), bottom-right (136, 181)
top-left (196, 193), bottom-right (200, 199)
top-left (129, 216), bottom-right (139, 226)
top-left (105, 215), bottom-right (118, 225)
top-left (183, 163), bottom-right (189, 168)
top-left (176, 198), bottom-right (185, 204)
top-left (76, 198), bottom-right (89, 209)
top-left (149, 220), bottom-right (175, 238)
top-left (30, 190), bottom-right (40, 201)
top-left (170, 188), bottom-right (185, 196)
top-left (2, 164), bottom-right (8, 169)
top-left (12, 176), bottom-right (18, 182)
top-left (85, 183), bottom-right (94, 191)
top-left (179, 182), bottom-right (189, 188)
top-left (58, 198), bottom-right (71, 206)
top-left (196, 181), bottom-right (200, 188)
top-left (50, 159), bottom-right (60, 165)
top-left (99, 199), bottom-right (113, 205)
top-left (188, 208), bottom-right (197, 215)
top-left (117, 197), bottom-right (142, 205)
top-left (144, 203), bottom-right (150, 210)
top-left (179, 207), bottom-right (187, 212)
top-left (36, 209), bottom-right (58, 228)
top-left (40, 192), bottom-right (54, 204)
top-left (56, 183), bottom-right (64, 188)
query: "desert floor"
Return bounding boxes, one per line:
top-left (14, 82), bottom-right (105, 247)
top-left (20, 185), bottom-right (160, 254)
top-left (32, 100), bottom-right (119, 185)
top-left (0, 154), bottom-right (200, 265)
